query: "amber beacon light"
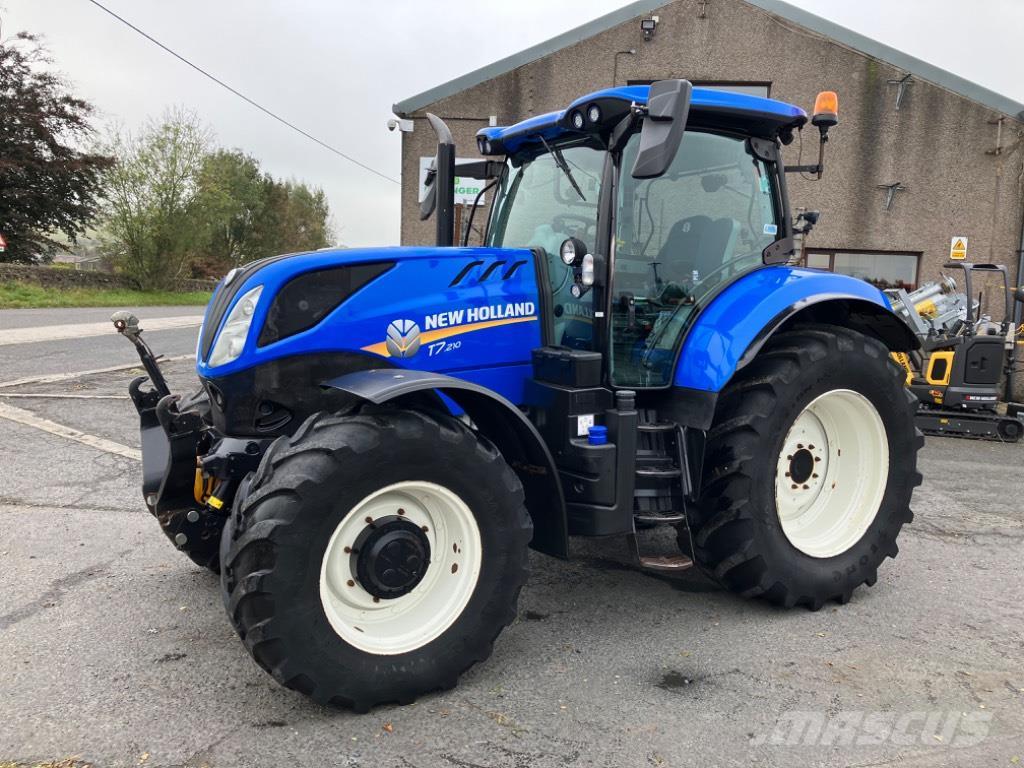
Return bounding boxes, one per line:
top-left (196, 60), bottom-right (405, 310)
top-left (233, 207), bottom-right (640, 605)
top-left (812, 90), bottom-right (839, 129)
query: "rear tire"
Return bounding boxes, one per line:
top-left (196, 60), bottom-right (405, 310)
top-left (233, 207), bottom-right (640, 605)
top-left (683, 325), bottom-right (923, 609)
top-left (219, 406), bottom-right (531, 710)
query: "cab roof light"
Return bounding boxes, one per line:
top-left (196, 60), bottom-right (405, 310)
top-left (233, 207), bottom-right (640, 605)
top-left (812, 90), bottom-right (838, 129)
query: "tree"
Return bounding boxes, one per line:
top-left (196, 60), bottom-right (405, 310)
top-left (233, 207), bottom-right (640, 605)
top-left (191, 149), bottom-right (265, 272)
top-left (251, 178), bottom-right (333, 259)
top-left (100, 109), bottom-right (212, 289)
top-left (0, 33), bottom-right (112, 263)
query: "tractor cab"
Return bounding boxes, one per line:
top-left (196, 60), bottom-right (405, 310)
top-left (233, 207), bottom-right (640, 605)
top-left (477, 84), bottom-right (806, 386)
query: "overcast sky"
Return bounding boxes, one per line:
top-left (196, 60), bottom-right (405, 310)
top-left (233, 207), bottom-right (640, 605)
top-left (3, 1), bottom-right (1022, 247)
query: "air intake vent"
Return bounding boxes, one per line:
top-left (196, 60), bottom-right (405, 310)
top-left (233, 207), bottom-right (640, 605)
top-left (258, 262), bottom-right (394, 346)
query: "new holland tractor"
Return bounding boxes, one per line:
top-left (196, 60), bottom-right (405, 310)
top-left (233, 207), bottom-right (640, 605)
top-left (114, 81), bottom-right (922, 710)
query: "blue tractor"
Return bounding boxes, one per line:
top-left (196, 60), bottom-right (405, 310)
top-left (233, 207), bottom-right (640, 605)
top-left (114, 81), bottom-right (922, 710)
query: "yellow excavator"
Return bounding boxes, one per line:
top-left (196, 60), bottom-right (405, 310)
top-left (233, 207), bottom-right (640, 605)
top-left (887, 262), bottom-right (1024, 442)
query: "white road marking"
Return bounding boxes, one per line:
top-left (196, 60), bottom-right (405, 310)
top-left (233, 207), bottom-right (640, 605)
top-left (0, 393), bottom-right (129, 400)
top-left (0, 354), bottom-right (195, 389)
top-left (0, 402), bottom-right (141, 460)
top-left (0, 315), bottom-right (203, 346)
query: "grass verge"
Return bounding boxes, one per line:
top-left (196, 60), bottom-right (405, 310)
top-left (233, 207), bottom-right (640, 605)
top-left (0, 281), bottom-right (211, 309)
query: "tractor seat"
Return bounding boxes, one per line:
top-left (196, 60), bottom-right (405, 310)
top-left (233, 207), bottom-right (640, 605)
top-left (657, 215), bottom-right (739, 284)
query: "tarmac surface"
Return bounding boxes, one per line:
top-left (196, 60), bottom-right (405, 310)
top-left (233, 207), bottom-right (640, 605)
top-left (0, 306), bottom-right (1022, 767)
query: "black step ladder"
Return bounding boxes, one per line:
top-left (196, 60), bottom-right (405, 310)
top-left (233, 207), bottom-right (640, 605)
top-left (627, 413), bottom-right (696, 573)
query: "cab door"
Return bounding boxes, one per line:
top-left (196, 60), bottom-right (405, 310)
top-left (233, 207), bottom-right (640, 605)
top-left (609, 130), bottom-right (783, 388)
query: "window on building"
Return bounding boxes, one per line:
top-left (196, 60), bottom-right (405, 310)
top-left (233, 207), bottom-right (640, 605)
top-left (627, 80), bottom-right (771, 98)
top-left (802, 249), bottom-right (920, 291)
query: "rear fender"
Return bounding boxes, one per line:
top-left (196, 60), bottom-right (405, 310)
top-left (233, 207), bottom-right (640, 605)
top-left (673, 267), bottom-right (919, 428)
top-left (322, 369), bottom-right (569, 559)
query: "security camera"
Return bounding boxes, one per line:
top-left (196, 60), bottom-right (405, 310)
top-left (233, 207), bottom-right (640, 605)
top-left (386, 118), bottom-right (414, 133)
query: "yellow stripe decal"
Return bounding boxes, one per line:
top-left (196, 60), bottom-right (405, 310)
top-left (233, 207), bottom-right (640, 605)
top-left (361, 316), bottom-right (538, 358)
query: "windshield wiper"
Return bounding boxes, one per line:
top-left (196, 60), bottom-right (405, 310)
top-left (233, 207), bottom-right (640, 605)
top-left (539, 136), bottom-right (586, 202)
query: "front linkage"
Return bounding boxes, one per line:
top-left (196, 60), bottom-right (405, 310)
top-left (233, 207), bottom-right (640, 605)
top-left (112, 312), bottom-right (264, 571)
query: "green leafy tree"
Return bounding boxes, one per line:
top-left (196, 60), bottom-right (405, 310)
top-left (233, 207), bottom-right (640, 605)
top-left (0, 33), bottom-right (113, 263)
top-left (192, 149), bottom-right (264, 272)
top-left (251, 178), bottom-right (333, 259)
top-left (100, 109), bottom-right (212, 289)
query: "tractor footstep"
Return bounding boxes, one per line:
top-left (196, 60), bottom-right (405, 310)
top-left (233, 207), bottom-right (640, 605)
top-left (638, 554), bottom-right (694, 573)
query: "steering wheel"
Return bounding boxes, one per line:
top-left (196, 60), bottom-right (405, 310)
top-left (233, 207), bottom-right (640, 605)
top-left (552, 213), bottom-right (596, 242)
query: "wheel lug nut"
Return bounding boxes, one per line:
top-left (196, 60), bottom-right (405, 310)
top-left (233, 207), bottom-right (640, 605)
top-left (802, 484), bottom-right (809, 490)
top-left (791, 484), bottom-right (798, 490)
top-left (812, 473), bottom-right (819, 479)
top-left (372, 597), bottom-right (380, 603)
top-left (814, 456), bottom-right (821, 462)
top-left (343, 546), bottom-right (351, 554)
top-left (421, 525), bottom-right (429, 532)
top-left (397, 508), bottom-right (405, 516)
top-left (808, 444), bottom-right (815, 450)
top-left (797, 443), bottom-right (804, 449)
top-left (347, 579), bottom-right (355, 587)
top-left (365, 516), bottom-right (374, 525)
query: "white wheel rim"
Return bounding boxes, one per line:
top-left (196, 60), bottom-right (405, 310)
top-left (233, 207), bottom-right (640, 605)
top-left (319, 481), bottom-right (482, 655)
top-left (774, 389), bottom-right (889, 559)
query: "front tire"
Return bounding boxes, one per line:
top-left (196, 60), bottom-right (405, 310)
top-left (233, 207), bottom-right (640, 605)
top-left (686, 325), bottom-right (923, 609)
top-left (220, 407), bottom-right (532, 710)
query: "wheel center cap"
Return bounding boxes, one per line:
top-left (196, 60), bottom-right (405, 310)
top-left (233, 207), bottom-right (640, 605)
top-left (789, 448), bottom-right (815, 485)
top-left (352, 516), bottom-right (431, 599)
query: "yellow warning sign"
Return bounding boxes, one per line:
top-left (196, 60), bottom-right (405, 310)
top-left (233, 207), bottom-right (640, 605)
top-left (950, 236), bottom-right (968, 261)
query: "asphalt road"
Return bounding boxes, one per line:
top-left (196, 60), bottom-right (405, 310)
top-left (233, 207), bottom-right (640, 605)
top-left (0, 307), bottom-right (1022, 768)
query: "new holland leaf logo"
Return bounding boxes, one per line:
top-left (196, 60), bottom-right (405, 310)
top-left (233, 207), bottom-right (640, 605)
top-left (385, 319), bottom-right (421, 358)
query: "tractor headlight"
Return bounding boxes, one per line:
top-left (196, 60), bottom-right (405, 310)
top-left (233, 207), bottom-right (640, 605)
top-left (587, 104), bottom-right (601, 124)
top-left (208, 285), bottom-right (263, 367)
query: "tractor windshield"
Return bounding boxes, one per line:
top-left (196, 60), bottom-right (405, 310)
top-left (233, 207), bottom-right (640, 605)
top-left (486, 142), bottom-right (605, 348)
top-left (610, 129), bottom-right (782, 387)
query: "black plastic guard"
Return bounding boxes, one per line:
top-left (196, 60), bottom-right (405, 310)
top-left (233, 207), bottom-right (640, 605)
top-left (322, 369), bottom-right (569, 559)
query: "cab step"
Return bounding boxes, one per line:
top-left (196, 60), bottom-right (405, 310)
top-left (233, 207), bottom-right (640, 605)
top-left (633, 513), bottom-right (686, 525)
top-left (627, 532), bottom-right (694, 573)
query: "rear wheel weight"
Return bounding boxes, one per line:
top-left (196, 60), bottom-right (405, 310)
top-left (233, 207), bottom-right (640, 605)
top-left (219, 406), bottom-right (532, 710)
top-left (683, 325), bottom-right (921, 609)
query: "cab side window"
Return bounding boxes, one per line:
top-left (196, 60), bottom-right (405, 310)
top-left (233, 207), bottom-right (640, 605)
top-left (611, 130), bottom-right (780, 387)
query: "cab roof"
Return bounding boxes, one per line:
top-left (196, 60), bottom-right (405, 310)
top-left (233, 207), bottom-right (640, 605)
top-left (477, 84), bottom-right (808, 155)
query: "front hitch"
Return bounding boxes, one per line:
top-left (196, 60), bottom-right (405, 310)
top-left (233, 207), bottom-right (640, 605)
top-left (111, 311), bottom-right (172, 399)
top-left (114, 312), bottom-right (224, 567)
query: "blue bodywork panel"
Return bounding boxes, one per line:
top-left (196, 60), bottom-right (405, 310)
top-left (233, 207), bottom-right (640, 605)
top-left (197, 246), bottom-right (544, 404)
top-left (199, 248), bottom-right (894, 403)
top-left (478, 85), bottom-right (808, 154)
top-left (673, 267), bottom-right (893, 391)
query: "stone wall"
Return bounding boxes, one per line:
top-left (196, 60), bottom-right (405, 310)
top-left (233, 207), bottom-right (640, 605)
top-left (0, 264), bottom-right (216, 293)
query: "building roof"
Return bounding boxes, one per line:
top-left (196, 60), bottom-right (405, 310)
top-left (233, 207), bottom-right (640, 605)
top-left (393, 0), bottom-right (1024, 121)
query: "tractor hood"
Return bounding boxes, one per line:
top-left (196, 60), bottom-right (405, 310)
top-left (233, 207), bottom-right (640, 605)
top-left (196, 246), bottom-right (544, 383)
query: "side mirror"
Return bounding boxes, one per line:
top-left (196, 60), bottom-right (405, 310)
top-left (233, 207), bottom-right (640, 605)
top-left (631, 79), bottom-right (692, 179)
top-left (419, 158), bottom-right (437, 221)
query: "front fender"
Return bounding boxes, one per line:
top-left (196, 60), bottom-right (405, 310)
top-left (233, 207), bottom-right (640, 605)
top-left (674, 266), bottom-right (911, 393)
top-left (322, 369), bottom-right (568, 559)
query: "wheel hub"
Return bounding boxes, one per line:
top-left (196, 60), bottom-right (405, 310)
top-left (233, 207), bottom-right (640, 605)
top-left (788, 447), bottom-right (816, 485)
top-left (352, 516), bottom-right (431, 599)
